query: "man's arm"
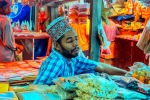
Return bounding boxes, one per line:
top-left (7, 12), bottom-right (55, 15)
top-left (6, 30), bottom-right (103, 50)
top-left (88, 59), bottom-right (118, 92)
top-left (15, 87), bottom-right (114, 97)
top-left (94, 62), bottom-right (127, 75)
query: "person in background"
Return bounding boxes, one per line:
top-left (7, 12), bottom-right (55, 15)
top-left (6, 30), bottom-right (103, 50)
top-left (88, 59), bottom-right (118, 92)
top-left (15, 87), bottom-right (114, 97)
top-left (0, 0), bottom-right (17, 62)
top-left (34, 17), bottom-right (127, 85)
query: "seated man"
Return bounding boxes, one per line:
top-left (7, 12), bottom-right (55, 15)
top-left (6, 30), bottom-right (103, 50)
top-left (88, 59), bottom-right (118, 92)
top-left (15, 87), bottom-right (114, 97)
top-left (34, 17), bottom-right (127, 85)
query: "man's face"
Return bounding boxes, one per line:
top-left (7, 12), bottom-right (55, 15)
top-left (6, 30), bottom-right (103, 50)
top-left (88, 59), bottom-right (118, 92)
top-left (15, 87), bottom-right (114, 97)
top-left (0, 6), bottom-right (11, 15)
top-left (57, 30), bottom-right (80, 59)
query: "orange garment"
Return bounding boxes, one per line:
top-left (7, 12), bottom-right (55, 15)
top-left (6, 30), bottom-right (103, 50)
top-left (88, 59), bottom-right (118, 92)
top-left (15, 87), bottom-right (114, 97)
top-left (70, 19), bottom-right (90, 51)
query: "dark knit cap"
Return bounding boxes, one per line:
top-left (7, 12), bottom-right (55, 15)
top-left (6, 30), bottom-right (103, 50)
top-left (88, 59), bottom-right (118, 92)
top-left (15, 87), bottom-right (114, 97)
top-left (0, 0), bottom-right (11, 8)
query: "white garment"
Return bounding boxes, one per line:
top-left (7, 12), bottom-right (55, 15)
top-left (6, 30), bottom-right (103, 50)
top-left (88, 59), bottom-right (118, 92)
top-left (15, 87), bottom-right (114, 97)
top-left (137, 19), bottom-right (150, 68)
top-left (98, 23), bottom-right (110, 49)
top-left (0, 14), bottom-right (16, 62)
top-left (137, 19), bottom-right (150, 54)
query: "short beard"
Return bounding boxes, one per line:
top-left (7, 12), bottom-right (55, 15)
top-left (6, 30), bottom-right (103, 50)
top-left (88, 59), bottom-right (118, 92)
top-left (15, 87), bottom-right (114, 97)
top-left (59, 44), bottom-right (78, 58)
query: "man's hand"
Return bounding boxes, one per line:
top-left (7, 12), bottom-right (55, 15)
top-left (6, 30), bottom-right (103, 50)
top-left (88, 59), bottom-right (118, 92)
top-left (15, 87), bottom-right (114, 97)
top-left (16, 44), bottom-right (24, 54)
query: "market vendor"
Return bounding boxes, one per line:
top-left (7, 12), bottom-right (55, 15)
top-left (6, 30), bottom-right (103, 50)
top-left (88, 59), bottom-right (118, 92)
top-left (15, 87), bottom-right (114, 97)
top-left (0, 0), bottom-right (17, 62)
top-left (34, 17), bottom-right (127, 85)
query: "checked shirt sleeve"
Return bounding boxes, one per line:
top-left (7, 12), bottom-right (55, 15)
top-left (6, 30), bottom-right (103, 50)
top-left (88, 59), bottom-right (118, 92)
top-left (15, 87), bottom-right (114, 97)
top-left (74, 56), bottom-right (99, 74)
top-left (33, 58), bottom-right (63, 85)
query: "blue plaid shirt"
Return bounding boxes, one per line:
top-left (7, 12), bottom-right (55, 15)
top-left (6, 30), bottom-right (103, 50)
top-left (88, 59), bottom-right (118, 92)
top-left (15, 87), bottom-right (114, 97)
top-left (33, 49), bottom-right (99, 85)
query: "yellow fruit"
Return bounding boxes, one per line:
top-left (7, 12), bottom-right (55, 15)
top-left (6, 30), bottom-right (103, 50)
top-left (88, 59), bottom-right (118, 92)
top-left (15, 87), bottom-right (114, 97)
top-left (148, 80), bottom-right (150, 84)
top-left (139, 76), bottom-right (145, 83)
top-left (132, 73), bottom-right (138, 78)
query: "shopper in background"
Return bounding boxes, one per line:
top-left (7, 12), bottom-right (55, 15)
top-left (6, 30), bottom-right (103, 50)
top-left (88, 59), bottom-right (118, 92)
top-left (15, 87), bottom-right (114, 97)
top-left (34, 17), bottom-right (127, 85)
top-left (0, 0), bottom-right (17, 62)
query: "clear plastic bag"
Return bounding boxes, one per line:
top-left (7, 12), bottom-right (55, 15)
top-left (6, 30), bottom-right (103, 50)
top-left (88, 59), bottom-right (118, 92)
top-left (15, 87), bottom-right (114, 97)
top-left (47, 85), bottom-right (76, 99)
top-left (125, 62), bottom-right (150, 84)
top-left (52, 74), bottom-right (94, 91)
top-left (76, 75), bottom-right (118, 99)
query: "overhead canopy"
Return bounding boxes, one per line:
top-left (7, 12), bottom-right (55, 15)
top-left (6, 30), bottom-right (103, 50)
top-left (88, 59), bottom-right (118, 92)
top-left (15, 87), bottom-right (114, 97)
top-left (41, 0), bottom-right (77, 6)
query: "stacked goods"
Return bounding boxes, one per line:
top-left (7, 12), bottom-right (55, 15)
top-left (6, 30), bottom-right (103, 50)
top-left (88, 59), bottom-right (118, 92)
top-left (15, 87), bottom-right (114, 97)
top-left (52, 73), bottom-right (149, 99)
top-left (0, 61), bottom-right (41, 81)
top-left (109, 0), bottom-right (150, 28)
top-left (27, 61), bottom-right (41, 68)
top-left (0, 63), bottom-right (7, 81)
top-left (111, 75), bottom-right (150, 95)
top-left (74, 76), bottom-right (118, 100)
top-left (52, 74), bottom-right (95, 99)
top-left (53, 74), bottom-right (93, 91)
top-left (78, 3), bottom-right (89, 24)
top-left (68, 2), bottom-right (89, 24)
top-left (110, 0), bottom-right (133, 16)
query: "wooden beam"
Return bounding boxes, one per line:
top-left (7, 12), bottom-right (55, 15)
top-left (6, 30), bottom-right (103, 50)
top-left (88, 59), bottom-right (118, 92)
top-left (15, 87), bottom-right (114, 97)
top-left (89, 0), bottom-right (102, 61)
top-left (35, 6), bottom-right (39, 31)
top-left (42, 2), bottom-right (59, 6)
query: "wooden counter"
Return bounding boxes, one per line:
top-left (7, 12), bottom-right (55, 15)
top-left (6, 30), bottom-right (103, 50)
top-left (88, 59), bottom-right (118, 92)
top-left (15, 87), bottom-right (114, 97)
top-left (114, 37), bottom-right (148, 71)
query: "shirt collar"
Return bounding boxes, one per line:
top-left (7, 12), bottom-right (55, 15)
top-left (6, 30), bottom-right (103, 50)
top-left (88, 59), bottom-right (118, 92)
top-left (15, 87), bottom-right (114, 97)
top-left (0, 14), bottom-right (8, 20)
top-left (51, 49), bottom-right (64, 58)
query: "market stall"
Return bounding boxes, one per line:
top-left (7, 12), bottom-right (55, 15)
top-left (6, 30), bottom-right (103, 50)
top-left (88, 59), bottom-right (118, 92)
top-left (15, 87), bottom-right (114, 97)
top-left (99, 0), bottom-right (150, 68)
top-left (0, 0), bottom-right (150, 100)
top-left (1, 70), bottom-right (150, 99)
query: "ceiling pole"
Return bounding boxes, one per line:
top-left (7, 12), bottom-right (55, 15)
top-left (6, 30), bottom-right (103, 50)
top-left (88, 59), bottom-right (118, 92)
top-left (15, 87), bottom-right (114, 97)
top-left (35, 6), bottom-right (39, 32)
top-left (89, 0), bottom-right (102, 61)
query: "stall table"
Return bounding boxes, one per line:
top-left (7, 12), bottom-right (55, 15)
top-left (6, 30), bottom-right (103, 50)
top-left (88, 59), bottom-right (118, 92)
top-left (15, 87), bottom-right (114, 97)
top-left (14, 32), bottom-right (50, 60)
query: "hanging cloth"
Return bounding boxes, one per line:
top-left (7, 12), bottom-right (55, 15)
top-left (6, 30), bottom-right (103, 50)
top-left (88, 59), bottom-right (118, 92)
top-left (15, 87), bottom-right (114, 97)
top-left (98, 22), bottom-right (110, 49)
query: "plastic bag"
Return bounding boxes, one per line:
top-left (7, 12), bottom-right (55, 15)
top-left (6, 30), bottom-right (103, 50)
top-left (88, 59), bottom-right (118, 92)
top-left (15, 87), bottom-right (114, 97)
top-left (126, 62), bottom-right (150, 84)
top-left (138, 84), bottom-right (150, 94)
top-left (75, 90), bottom-right (103, 100)
top-left (117, 87), bottom-right (147, 99)
top-left (111, 76), bottom-right (142, 88)
top-left (47, 85), bottom-right (76, 99)
top-left (53, 74), bottom-right (94, 91)
top-left (76, 75), bottom-right (118, 98)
